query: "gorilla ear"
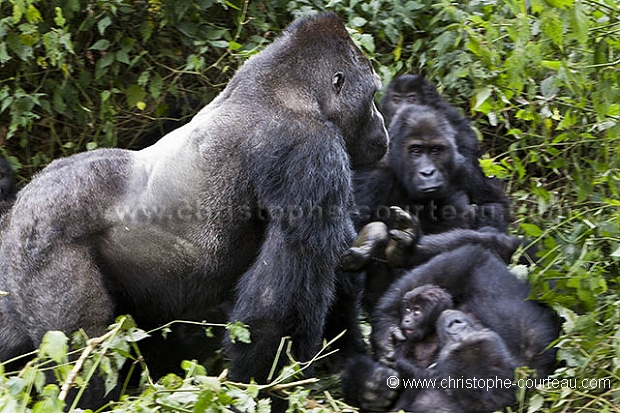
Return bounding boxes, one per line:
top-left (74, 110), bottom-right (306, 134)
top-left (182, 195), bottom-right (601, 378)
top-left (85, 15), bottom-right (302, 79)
top-left (332, 72), bottom-right (345, 94)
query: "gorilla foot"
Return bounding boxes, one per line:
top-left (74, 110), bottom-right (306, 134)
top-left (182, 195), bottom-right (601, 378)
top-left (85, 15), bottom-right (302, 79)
top-left (340, 222), bottom-right (388, 271)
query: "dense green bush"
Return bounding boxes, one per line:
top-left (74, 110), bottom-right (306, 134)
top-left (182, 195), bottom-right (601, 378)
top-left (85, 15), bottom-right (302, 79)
top-left (1, 0), bottom-right (619, 411)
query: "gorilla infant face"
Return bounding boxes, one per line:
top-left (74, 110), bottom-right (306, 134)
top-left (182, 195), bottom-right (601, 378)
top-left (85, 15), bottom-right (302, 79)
top-left (400, 285), bottom-right (453, 341)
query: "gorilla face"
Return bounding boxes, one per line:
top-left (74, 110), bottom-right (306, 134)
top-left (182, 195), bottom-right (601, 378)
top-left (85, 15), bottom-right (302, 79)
top-left (380, 74), bottom-right (439, 126)
top-left (400, 285), bottom-right (453, 341)
top-left (286, 21), bottom-right (388, 169)
top-left (437, 309), bottom-right (481, 344)
top-left (332, 69), bottom-right (388, 168)
top-left (388, 105), bottom-right (464, 201)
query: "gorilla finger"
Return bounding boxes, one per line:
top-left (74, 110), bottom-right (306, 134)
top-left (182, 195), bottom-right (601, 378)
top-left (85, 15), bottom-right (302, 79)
top-left (339, 248), bottom-right (369, 271)
top-left (388, 229), bottom-right (415, 245)
top-left (388, 206), bottom-right (415, 230)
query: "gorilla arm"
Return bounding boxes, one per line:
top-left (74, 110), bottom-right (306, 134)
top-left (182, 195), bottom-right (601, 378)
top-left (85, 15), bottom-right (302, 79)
top-left (225, 122), bottom-right (356, 383)
top-left (345, 206), bottom-right (521, 270)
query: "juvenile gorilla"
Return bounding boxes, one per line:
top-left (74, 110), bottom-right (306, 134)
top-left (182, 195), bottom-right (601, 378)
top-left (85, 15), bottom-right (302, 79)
top-left (0, 12), bottom-right (387, 405)
top-left (342, 245), bottom-right (559, 412)
top-left (355, 103), bottom-right (508, 233)
top-left (379, 74), bottom-right (507, 224)
top-left (380, 74), bottom-right (480, 162)
top-left (393, 285), bottom-right (453, 370)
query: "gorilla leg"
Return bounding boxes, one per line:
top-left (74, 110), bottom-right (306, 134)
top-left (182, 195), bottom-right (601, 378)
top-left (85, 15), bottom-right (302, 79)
top-left (1, 244), bottom-right (115, 359)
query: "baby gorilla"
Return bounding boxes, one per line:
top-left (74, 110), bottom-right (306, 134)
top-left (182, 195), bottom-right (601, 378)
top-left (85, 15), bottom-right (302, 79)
top-left (341, 285), bottom-right (454, 411)
top-left (394, 285), bottom-right (453, 370)
top-left (395, 310), bottom-right (519, 413)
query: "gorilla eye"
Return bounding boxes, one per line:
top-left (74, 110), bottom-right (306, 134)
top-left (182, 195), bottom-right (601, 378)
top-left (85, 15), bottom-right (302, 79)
top-left (431, 146), bottom-right (443, 155)
top-left (392, 96), bottom-right (402, 104)
top-left (404, 307), bottom-right (412, 314)
top-left (408, 145), bottom-right (422, 155)
top-left (332, 72), bottom-right (345, 94)
top-left (406, 94), bottom-right (416, 104)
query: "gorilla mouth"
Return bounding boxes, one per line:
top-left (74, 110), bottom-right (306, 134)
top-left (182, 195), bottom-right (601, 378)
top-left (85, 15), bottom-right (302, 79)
top-left (420, 186), bottom-right (440, 193)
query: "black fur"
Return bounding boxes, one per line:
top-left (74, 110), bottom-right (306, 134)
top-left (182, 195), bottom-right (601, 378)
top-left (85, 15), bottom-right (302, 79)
top-left (380, 74), bottom-right (481, 163)
top-left (0, 12), bottom-right (387, 407)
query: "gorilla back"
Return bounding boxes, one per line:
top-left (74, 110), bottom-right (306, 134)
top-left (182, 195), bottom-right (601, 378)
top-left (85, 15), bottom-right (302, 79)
top-left (0, 12), bottom-right (387, 395)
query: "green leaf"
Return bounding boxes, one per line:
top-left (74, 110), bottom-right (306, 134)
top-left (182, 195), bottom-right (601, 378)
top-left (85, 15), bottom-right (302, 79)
top-left (357, 33), bottom-right (375, 54)
top-left (39, 331), bottom-right (69, 364)
top-left (125, 327), bottom-right (150, 342)
top-left (53, 7), bottom-right (66, 27)
top-left (546, 0), bottom-right (574, 8)
top-left (349, 16), bottom-right (367, 28)
top-left (98, 16), bottom-right (112, 36)
top-left (541, 60), bottom-right (561, 70)
top-left (0, 43), bottom-right (10, 65)
top-left (125, 84), bottom-right (146, 108)
top-left (568, 1), bottom-right (589, 45)
top-left (520, 223), bottom-right (544, 237)
top-left (540, 9), bottom-right (563, 48)
top-left (149, 73), bottom-right (164, 99)
top-left (227, 321), bottom-right (251, 344)
top-left (527, 393), bottom-right (544, 413)
top-left (25, 4), bottom-right (43, 24)
top-left (90, 39), bottom-right (110, 51)
top-left (473, 87), bottom-right (493, 111)
top-left (116, 49), bottom-right (130, 65)
top-left (228, 41), bottom-right (242, 51)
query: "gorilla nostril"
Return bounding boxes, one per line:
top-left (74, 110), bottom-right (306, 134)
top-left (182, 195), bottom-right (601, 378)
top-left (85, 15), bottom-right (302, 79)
top-left (420, 168), bottom-right (435, 178)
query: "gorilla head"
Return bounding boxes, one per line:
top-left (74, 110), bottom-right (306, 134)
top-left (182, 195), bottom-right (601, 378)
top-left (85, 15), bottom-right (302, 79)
top-left (380, 74), bottom-right (447, 127)
top-left (388, 105), bottom-right (465, 201)
top-left (400, 285), bottom-right (453, 341)
top-left (239, 13), bottom-right (387, 168)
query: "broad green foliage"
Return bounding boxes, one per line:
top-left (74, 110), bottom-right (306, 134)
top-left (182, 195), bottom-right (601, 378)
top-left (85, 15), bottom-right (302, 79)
top-left (1, 0), bottom-right (620, 411)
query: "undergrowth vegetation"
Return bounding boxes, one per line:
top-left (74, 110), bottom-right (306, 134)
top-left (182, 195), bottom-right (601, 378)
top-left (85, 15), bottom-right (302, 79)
top-left (1, 0), bottom-right (619, 411)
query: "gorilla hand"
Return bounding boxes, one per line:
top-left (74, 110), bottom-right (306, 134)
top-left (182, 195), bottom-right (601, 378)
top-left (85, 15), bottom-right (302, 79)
top-left (375, 323), bottom-right (407, 366)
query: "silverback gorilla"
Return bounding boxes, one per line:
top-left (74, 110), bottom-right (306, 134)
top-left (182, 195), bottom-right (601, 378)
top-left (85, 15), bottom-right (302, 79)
top-left (0, 12), bottom-right (387, 405)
